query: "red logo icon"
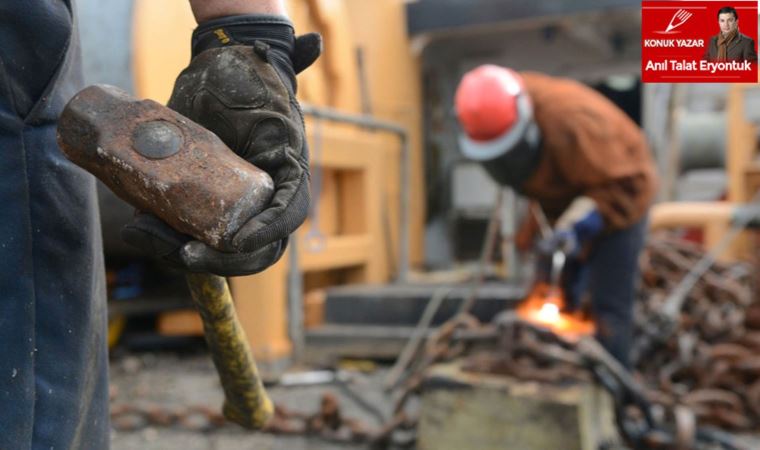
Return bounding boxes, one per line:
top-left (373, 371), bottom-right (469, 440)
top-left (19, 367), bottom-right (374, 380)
top-left (663, 9), bottom-right (693, 33)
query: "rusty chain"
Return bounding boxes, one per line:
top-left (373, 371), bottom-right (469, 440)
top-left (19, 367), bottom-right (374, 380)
top-left (111, 382), bottom-right (419, 447)
top-left (111, 392), bottom-right (408, 446)
top-left (111, 232), bottom-right (758, 449)
top-left (634, 233), bottom-right (759, 437)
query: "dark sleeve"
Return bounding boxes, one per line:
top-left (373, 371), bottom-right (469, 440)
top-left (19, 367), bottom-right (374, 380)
top-left (702, 37), bottom-right (713, 61)
top-left (746, 38), bottom-right (758, 63)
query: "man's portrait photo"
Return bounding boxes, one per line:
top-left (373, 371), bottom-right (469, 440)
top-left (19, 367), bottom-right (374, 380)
top-left (703, 6), bottom-right (758, 62)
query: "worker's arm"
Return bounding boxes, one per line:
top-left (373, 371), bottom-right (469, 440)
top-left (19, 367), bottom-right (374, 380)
top-left (702, 37), bottom-right (711, 60)
top-left (123, 1), bottom-right (322, 276)
top-left (744, 37), bottom-right (758, 63)
top-left (515, 203), bottom-right (541, 253)
top-left (189, 0), bottom-right (287, 22)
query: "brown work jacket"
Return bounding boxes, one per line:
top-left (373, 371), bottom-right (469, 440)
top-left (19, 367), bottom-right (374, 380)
top-left (520, 72), bottom-right (658, 231)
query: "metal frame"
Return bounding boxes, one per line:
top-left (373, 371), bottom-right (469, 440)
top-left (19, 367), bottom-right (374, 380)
top-left (406, 0), bottom-right (641, 35)
top-left (300, 104), bottom-right (412, 283)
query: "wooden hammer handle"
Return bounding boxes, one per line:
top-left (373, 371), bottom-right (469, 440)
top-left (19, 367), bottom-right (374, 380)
top-left (185, 273), bottom-right (273, 429)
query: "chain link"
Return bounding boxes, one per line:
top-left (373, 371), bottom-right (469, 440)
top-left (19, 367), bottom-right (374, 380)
top-left (111, 393), bottom-right (389, 444)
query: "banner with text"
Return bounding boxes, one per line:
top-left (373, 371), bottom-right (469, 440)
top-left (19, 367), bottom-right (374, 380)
top-left (642, 1), bottom-right (758, 83)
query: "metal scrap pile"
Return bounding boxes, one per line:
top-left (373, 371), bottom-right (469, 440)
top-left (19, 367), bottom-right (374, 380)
top-left (462, 233), bottom-right (760, 430)
top-left (634, 233), bottom-right (759, 432)
top-left (455, 232), bottom-right (760, 449)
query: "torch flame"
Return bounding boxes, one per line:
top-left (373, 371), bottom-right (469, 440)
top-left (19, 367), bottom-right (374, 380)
top-left (537, 302), bottom-right (560, 324)
top-left (516, 283), bottom-right (595, 339)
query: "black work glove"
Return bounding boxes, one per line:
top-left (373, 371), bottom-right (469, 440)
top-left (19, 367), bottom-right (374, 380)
top-left (122, 15), bottom-right (321, 276)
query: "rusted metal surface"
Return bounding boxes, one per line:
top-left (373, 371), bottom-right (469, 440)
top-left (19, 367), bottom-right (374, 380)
top-left (57, 84), bottom-right (274, 251)
top-left (633, 233), bottom-right (759, 438)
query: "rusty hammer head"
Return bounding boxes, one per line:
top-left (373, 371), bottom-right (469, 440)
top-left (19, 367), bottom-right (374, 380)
top-left (57, 85), bottom-right (274, 251)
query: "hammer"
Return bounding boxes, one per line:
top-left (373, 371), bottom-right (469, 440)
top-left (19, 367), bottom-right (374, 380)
top-left (57, 85), bottom-right (274, 429)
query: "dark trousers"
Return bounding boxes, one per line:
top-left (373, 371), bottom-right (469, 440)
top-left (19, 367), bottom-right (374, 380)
top-left (0, 2), bottom-right (109, 449)
top-left (564, 218), bottom-right (647, 368)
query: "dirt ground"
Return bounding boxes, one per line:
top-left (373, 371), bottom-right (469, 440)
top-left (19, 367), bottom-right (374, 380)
top-left (109, 350), bottom-right (760, 450)
top-left (109, 351), bottom-right (393, 450)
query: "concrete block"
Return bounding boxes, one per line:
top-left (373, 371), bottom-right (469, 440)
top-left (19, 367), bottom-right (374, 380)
top-left (418, 361), bottom-right (618, 450)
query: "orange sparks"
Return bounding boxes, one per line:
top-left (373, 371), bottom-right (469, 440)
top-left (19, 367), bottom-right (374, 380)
top-left (516, 283), bottom-right (595, 340)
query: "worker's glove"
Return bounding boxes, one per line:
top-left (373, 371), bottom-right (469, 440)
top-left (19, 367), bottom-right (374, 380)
top-left (544, 229), bottom-right (580, 256)
top-left (552, 196), bottom-right (604, 257)
top-left (122, 16), bottom-right (322, 276)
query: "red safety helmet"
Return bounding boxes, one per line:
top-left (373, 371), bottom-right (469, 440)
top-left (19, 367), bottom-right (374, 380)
top-left (455, 65), bottom-right (534, 161)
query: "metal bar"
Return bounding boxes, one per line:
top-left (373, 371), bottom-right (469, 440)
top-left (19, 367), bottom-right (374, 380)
top-left (399, 135), bottom-right (411, 282)
top-left (662, 190), bottom-right (760, 318)
top-left (355, 47), bottom-right (373, 116)
top-left (457, 190), bottom-right (504, 315)
top-left (531, 203), bottom-right (553, 240)
top-left (287, 237), bottom-right (304, 361)
top-left (301, 105), bottom-right (406, 134)
top-left (300, 104), bottom-right (411, 282)
top-left (384, 286), bottom-right (454, 390)
top-left (405, 0), bottom-right (641, 35)
top-left (664, 85), bottom-right (686, 202)
top-left (500, 188), bottom-right (520, 280)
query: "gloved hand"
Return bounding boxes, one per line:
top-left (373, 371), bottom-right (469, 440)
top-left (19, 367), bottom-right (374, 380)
top-left (543, 229), bottom-right (580, 256)
top-left (536, 197), bottom-right (603, 308)
top-left (122, 15), bottom-right (322, 276)
top-left (540, 196), bottom-right (604, 257)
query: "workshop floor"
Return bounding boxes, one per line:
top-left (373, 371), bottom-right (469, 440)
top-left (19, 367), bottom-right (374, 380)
top-left (109, 351), bottom-right (391, 450)
top-left (109, 350), bottom-right (760, 450)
